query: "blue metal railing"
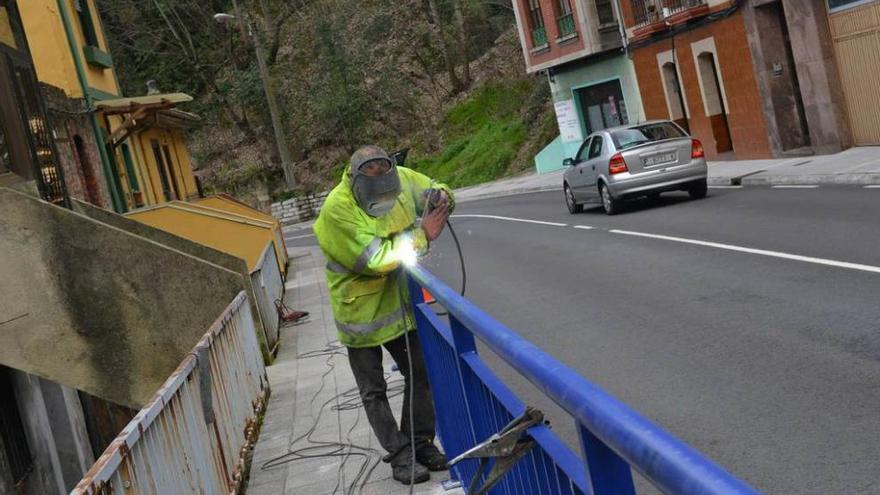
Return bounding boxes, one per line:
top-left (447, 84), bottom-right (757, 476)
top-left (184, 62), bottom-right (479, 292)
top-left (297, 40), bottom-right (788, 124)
top-left (407, 265), bottom-right (759, 495)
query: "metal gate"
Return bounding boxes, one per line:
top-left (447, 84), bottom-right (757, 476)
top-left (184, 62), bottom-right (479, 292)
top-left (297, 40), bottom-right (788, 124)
top-left (829, 1), bottom-right (880, 145)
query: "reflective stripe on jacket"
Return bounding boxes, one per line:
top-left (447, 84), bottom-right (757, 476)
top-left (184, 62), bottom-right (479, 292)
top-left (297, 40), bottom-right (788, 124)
top-left (313, 166), bottom-right (455, 348)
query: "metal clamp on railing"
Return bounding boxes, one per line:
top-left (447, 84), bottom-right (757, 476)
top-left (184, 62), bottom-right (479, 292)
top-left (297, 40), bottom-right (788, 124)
top-left (450, 407), bottom-right (544, 495)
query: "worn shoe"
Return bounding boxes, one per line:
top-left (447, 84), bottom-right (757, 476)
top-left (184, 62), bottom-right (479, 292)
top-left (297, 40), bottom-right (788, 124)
top-left (416, 444), bottom-right (449, 471)
top-left (392, 460), bottom-right (430, 485)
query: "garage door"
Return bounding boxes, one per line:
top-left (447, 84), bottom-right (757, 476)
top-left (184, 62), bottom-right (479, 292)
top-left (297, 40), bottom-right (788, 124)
top-left (829, 1), bottom-right (880, 145)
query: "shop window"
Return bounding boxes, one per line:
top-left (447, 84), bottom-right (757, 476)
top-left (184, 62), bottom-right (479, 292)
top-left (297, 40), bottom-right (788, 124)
top-left (575, 79), bottom-right (629, 135)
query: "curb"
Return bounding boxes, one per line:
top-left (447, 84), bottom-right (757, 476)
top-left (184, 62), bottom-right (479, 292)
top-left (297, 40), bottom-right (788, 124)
top-left (709, 174), bottom-right (880, 186)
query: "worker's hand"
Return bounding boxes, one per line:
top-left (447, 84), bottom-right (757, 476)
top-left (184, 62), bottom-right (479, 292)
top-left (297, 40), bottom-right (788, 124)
top-left (421, 202), bottom-right (449, 241)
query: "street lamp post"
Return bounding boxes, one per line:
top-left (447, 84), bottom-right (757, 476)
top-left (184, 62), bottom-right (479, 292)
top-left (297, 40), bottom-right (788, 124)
top-left (215, 2), bottom-right (296, 188)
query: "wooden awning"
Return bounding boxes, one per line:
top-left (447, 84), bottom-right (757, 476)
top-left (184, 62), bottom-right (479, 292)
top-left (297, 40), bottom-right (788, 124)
top-left (96, 93), bottom-right (200, 148)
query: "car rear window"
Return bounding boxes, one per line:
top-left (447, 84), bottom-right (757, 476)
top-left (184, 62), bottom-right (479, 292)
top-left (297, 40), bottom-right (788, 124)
top-left (611, 123), bottom-right (686, 150)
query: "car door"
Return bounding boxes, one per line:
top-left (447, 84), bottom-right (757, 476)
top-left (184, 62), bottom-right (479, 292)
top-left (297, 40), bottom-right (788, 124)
top-left (569, 137), bottom-right (592, 199)
top-left (580, 135), bottom-right (603, 200)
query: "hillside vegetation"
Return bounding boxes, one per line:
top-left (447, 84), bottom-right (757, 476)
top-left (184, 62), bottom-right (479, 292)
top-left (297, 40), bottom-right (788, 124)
top-left (99, 0), bottom-right (556, 205)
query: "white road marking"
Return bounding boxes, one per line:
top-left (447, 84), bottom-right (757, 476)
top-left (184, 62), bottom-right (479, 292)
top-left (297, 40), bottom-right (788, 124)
top-left (708, 185), bottom-right (742, 189)
top-left (286, 233), bottom-right (316, 240)
top-left (771, 185), bottom-right (819, 189)
top-left (573, 225), bottom-right (594, 230)
top-left (609, 229), bottom-right (880, 275)
top-left (864, 185), bottom-right (880, 189)
top-left (451, 214), bottom-right (567, 227)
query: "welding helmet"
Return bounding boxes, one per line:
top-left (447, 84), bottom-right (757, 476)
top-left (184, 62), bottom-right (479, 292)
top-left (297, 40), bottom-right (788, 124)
top-left (350, 146), bottom-right (401, 217)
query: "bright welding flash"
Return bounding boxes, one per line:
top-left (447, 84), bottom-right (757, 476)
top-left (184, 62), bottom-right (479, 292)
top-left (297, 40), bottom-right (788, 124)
top-left (397, 234), bottom-right (418, 267)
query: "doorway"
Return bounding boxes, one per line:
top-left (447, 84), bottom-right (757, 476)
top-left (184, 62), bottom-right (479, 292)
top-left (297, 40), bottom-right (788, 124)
top-left (696, 52), bottom-right (733, 153)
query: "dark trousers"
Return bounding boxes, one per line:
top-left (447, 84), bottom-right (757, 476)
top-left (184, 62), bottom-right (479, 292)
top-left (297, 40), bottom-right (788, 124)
top-left (347, 331), bottom-right (436, 462)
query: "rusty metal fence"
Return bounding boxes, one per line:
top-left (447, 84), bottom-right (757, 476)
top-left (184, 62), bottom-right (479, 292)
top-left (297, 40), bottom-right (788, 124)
top-left (71, 292), bottom-right (268, 494)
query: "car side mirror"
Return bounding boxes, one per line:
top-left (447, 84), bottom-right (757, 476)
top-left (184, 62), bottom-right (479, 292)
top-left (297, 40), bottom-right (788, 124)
top-left (563, 158), bottom-right (574, 167)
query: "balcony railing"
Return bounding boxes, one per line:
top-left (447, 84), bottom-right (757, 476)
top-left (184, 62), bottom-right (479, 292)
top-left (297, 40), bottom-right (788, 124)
top-left (557, 13), bottom-right (576, 38)
top-left (631, 0), bottom-right (707, 28)
top-left (531, 26), bottom-right (548, 47)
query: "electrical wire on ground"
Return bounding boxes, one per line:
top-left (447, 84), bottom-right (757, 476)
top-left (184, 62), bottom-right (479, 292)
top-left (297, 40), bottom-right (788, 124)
top-left (260, 341), bottom-right (406, 494)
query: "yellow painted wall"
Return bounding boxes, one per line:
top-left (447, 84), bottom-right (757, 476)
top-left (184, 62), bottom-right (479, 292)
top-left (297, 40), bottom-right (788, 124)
top-left (18, 0), bottom-right (120, 98)
top-left (18, 0), bottom-right (81, 97)
top-left (190, 197), bottom-right (290, 273)
top-left (126, 204), bottom-right (275, 273)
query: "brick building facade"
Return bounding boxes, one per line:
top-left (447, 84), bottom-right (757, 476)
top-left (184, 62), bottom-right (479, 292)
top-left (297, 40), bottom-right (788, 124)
top-left (620, 0), bottom-right (858, 160)
top-left (42, 83), bottom-right (111, 208)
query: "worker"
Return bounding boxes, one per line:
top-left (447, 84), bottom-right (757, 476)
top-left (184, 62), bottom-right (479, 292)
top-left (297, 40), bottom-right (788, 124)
top-left (313, 145), bottom-right (454, 485)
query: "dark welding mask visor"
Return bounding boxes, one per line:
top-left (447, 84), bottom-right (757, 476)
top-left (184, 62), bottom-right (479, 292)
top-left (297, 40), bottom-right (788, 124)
top-left (351, 158), bottom-right (401, 217)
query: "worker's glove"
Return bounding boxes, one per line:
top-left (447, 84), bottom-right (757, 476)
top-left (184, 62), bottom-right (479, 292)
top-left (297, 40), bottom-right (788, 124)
top-left (422, 188), bottom-right (448, 212)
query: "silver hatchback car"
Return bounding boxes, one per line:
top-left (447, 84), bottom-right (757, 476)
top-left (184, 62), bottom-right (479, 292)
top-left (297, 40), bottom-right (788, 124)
top-left (563, 120), bottom-right (708, 215)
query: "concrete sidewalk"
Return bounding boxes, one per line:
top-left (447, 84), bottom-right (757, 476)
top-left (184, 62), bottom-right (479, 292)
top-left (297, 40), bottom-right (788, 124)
top-left (247, 246), bottom-right (462, 495)
top-left (452, 146), bottom-right (880, 204)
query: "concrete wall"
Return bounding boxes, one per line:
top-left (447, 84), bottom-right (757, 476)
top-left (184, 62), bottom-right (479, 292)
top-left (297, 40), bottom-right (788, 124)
top-left (70, 198), bottom-right (273, 362)
top-left (0, 187), bottom-right (244, 409)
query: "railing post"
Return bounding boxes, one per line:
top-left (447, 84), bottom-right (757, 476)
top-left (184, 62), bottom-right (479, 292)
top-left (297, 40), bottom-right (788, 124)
top-left (578, 424), bottom-right (636, 495)
top-left (406, 275), bottom-right (473, 484)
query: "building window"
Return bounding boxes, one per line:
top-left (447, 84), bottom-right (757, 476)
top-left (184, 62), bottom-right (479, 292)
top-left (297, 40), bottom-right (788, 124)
top-left (151, 139), bottom-right (175, 201)
top-left (555, 0), bottom-right (577, 37)
top-left (596, 0), bottom-right (616, 25)
top-left (527, 0), bottom-right (548, 47)
top-left (74, 0), bottom-right (99, 47)
top-left (828, 0), bottom-right (873, 11)
top-left (0, 367), bottom-right (34, 484)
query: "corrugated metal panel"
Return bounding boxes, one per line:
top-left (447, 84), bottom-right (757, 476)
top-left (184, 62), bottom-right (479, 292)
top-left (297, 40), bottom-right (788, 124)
top-left (71, 292), bottom-right (267, 495)
top-left (251, 241), bottom-right (283, 353)
top-left (830, 3), bottom-right (880, 145)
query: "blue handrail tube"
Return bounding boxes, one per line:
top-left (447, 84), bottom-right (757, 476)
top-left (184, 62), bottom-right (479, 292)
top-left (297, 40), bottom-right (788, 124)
top-left (406, 264), bottom-right (759, 495)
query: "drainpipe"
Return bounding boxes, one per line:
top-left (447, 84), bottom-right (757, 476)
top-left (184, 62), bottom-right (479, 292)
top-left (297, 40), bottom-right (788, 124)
top-left (611, 0), bottom-right (629, 55)
top-left (54, 0), bottom-right (126, 213)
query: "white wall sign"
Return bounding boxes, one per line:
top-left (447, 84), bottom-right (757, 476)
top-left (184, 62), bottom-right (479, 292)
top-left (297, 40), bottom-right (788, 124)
top-left (554, 99), bottom-right (583, 143)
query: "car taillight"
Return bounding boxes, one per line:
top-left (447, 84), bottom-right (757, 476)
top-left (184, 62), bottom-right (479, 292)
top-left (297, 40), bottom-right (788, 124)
top-left (609, 153), bottom-right (628, 175)
top-left (691, 139), bottom-right (705, 159)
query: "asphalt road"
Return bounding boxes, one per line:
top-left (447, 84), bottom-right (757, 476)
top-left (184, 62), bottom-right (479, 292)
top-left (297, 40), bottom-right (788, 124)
top-left (288, 186), bottom-right (880, 494)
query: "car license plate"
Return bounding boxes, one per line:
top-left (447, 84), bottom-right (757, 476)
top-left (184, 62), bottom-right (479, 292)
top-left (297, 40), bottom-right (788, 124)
top-left (645, 152), bottom-right (676, 167)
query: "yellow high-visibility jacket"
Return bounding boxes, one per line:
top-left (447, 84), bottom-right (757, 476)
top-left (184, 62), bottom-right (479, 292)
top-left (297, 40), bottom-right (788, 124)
top-left (313, 166), bottom-right (454, 348)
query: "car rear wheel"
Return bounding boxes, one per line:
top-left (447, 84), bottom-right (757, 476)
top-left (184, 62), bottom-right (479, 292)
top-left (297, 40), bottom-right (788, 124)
top-left (689, 179), bottom-right (708, 199)
top-left (599, 183), bottom-right (619, 215)
top-left (564, 184), bottom-right (583, 214)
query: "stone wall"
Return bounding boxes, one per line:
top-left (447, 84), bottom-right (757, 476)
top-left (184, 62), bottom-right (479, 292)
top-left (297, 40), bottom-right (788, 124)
top-left (270, 192), bottom-right (329, 226)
